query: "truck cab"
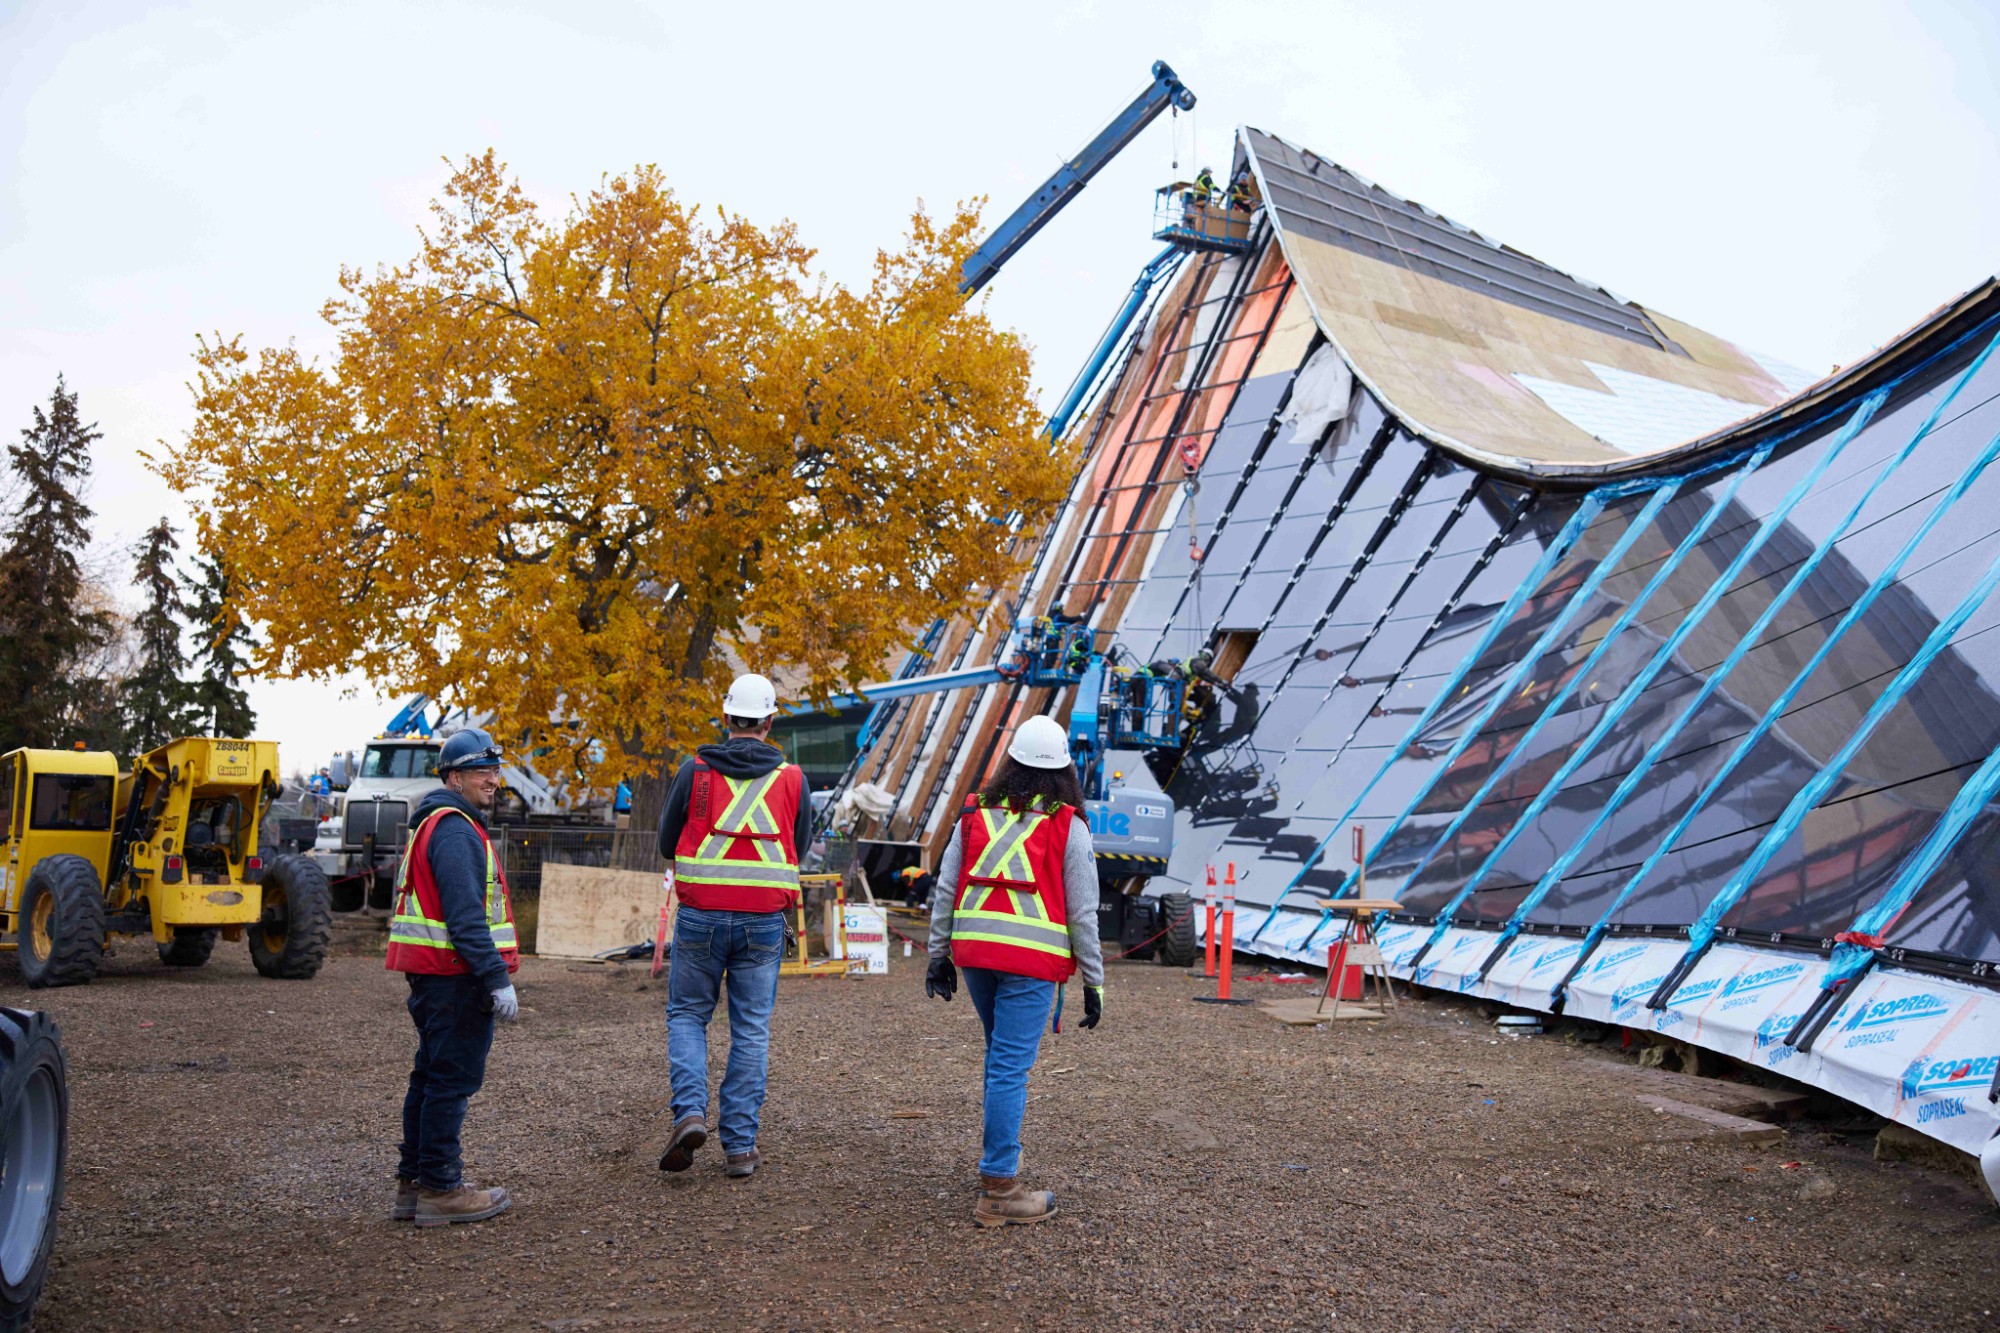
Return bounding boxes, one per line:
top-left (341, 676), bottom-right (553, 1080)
top-left (336, 739), bottom-right (442, 906)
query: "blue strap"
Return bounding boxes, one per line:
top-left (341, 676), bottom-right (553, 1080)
top-left (1483, 393), bottom-right (1885, 975)
top-left (1558, 332), bottom-right (2000, 990)
top-left (1341, 480), bottom-right (1680, 908)
top-left (1387, 451), bottom-right (1767, 961)
top-left (1245, 489), bottom-right (1610, 941)
top-left (1820, 719), bottom-right (2000, 991)
top-left (1670, 418), bottom-right (2000, 972)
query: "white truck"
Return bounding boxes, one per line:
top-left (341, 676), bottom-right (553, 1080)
top-left (324, 710), bottom-right (612, 908)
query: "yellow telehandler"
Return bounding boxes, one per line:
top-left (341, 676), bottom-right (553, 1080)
top-left (0, 738), bottom-right (332, 988)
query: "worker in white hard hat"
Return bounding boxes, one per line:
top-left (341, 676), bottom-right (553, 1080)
top-left (654, 672), bottom-right (812, 1181)
top-left (924, 713), bottom-right (1104, 1228)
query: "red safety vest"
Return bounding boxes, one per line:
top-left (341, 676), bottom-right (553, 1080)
top-left (948, 795), bottom-right (1078, 983)
top-left (672, 760), bottom-right (803, 913)
top-left (385, 807), bottom-right (520, 976)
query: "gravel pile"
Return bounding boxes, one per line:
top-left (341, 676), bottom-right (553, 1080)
top-left (18, 944), bottom-right (2000, 1331)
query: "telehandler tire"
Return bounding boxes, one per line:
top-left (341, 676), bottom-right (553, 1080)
top-left (1154, 891), bottom-right (1199, 968)
top-left (249, 854), bottom-right (332, 980)
top-left (0, 1008), bottom-right (67, 1333)
top-left (15, 857), bottom-right (104, 990)
top-left (157, 927), bottom-right (218, 968)
top-left (1118, 901), bottom-right (1158, 962)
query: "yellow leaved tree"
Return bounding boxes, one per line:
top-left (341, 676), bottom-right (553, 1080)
top-left (159, 151), bottom-right (1064, 817)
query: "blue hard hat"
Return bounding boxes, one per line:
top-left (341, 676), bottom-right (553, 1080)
top-left (438, 728), bottom-right (503, 773)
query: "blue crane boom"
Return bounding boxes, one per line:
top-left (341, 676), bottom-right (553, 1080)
top-left (382, 694), bottom-right (433, 738)
top-left (957, 60), bottom-right (1195, 297)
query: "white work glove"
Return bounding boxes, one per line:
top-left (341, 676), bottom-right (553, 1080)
top-left (489, 984), bottom-right (520, 1022)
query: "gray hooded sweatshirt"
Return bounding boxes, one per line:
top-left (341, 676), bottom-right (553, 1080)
top-left (926, 806), bottom-right (1105, 988)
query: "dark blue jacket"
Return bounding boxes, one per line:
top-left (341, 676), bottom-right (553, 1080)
top-left (414, 787), bottom-right (510, 992)
top-left (656, 736), bottom-right (814, 866)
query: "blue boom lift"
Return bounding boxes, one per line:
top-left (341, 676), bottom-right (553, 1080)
top-left (802, 618), bottom-right (1205, 966)
top-left (800, 59), bottom-right (1229, 965)
top-left (957, 61), bottom-right (1195, 297)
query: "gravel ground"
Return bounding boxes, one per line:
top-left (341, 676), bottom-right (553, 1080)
top-left (14, 938), bottom-right (2000, 1333)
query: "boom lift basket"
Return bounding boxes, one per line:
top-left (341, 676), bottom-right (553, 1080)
top-left (1153, 184), bottom-right (1255, 255)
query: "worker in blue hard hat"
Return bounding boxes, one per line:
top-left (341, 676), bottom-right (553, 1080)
top-left (384, 726), bottom-right (521, 1228)
top-left (655, 672), bottom-right (815, 1181)
top-left (925, 714), bottom-right (1104, 1228)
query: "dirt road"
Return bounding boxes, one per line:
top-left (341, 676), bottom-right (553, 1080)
top-left (16, 942), bottom-right (2000, 1332)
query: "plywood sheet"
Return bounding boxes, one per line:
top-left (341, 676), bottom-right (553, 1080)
top-left (537, 863), bottom-right (669, 960)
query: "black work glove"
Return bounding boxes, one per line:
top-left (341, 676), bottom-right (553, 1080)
top-left (1080, 984), bottom-right (1103, 1029)
top-left (925, 955), bottom-right (957, 1002)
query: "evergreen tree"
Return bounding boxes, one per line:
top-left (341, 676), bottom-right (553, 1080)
top-left (120, 517), bottom-right (197, 751)
top-left (186, 550), bottom-right (256, 737)
top-left (0, 377), bottom-right (115, 749)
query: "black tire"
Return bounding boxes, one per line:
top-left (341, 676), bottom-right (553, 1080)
top-left (0, 1008), bottom-right (68, 1333)
top-left (15, 856), bottom-right (104, 990)
top-left (1154, 891), bottom-right (1198, 968)
top-left (157, 927), bottom-right (218, 968)
top-left (249, 854), bottom-right (333, 980)
top-left (1118, 899), bottom-right (1158, 962)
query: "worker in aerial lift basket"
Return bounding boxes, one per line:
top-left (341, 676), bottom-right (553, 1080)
top-left (385, 727), bottom-right (521, 1228)
top-left (656, 673), bottom-right (814, 1181)
top-left (1227, 163), bottom-right (1257, 211)
top-left (1185, 166), bottom-right (1216, 206)
top-left (925, 714), bottom-right (1105, 1227)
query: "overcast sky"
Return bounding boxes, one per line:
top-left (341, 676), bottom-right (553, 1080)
top-left (4, 0), bottom-right (1997, 776)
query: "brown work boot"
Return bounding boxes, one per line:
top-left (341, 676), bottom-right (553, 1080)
top-left (391, 1177), bottom-right (419, 1222)
top-left (413, 1181), bottom-right (512, 1228)
top-left (659, 1115), bottom-right (707, 1173)
top-left (974, 1174), bottom-right (1057, 1228)
top-left (724, 1149), bottom-right (762, 1179)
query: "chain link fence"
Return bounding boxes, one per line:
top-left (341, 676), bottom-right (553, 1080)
top-left (489, 826), bottom-right (655, 952)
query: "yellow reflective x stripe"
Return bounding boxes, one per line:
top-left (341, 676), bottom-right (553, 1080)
top-left (692, 770), bottom-right (789, 866)
top-left (968, 807), bottom-right (1042, 884)
top-left (677, 767), bottom-right (799, 891)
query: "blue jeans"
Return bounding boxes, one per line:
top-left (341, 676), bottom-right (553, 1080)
top-left (963, 966), bottom-right (1056, 1178)
top-left (666, 906), bottom-right (785, 1154)
top-left (399, 972), bottom-right (496, 1191)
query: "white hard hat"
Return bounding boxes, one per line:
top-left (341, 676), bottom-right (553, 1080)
top-left (1007, 715), bottom-right (1072, 770)
top-left (722, 673), bottom-right (779, 720)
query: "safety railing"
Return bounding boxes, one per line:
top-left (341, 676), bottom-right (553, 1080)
top-left (1153, 184), bottom-right (1256, 254)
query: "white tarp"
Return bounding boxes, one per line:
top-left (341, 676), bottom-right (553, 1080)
top-left (1807, 966), bottom-right (2000, 1157)
top-left (1548, 939), bottom-right (1688, 1028)
top-left (1278, 343), bottom-right (1353, 446)
top-left (1637, 944), bottom-right (1820, 1069)
top-left (1223, 911), bottom-right (2000, 1161)
top-left (1405, 927), bottom-right (1499, 994)
top-left (1479, 934), bottom-right (1587, 1013)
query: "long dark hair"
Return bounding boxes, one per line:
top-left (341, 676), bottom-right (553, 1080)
top-left (978, 756), bottom-right (1085, 814)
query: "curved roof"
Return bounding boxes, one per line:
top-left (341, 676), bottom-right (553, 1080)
top-left (1241, 127), bottom-right (1832, 478)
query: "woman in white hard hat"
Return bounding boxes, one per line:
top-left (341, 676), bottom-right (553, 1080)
top-left (924, 713), bottom-right (1104, 1227)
